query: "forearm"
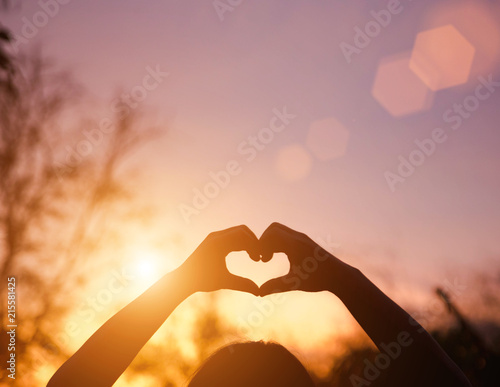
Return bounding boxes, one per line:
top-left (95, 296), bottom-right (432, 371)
top-left (330, 261), bottom-right (471, 386)
top-left (47, 268), bottom-right (192, 387)
top-left (331, 263), bottom-right (421, 347)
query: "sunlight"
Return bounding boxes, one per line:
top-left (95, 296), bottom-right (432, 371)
top-left (129, 247), bottom-right (173, 284)
top-left (135, 257), bottom-right (155, 279)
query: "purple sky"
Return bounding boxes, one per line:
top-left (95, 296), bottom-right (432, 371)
top-left (2, 0), bottom-right (500, 333)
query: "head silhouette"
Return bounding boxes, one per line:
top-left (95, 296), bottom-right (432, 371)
top-left (188, 341), bottom-right (315, 387)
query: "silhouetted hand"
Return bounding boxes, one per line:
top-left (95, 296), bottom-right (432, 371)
top-left (48, 222), bottom-right (473, 387)
top-left (178, 225), bottom-right (261, 295)
top-left (259, 222), bottom-right (345, 296)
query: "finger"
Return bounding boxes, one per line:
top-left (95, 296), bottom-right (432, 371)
top-left (225, 274), bottom-right (260, 296)
top-left (269, 222), bottom-right (300, 234)
top-left (212, 225), bottom-right (261, 261)
top-left (259, 276), bottom-right (296, 296)
top-left (259, 222), bottom-right (296, 261)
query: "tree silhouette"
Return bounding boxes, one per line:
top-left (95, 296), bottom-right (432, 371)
top-left (0, 40), bottom-right (158, 385)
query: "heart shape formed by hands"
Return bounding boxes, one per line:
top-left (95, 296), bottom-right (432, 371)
top-left (226, 251), bottom-right (290, 287)
top-left (191, 222), bottom-right (334, 295)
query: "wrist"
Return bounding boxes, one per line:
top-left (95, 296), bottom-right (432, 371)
top-left (164, 264), bottom-right (198, 298)
top-left (326, 258), bottom-right (361, 298)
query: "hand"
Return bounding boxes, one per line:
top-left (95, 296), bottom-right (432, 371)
top-left (259, 222), bottom-right (344, 296)
top-left (178, 225), bottom-right (261, 295)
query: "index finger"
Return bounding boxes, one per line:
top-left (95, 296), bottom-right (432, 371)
top-left (210, 224), bottom-right (261, 261)
top-left (259, 222), bottom-right (301, 262)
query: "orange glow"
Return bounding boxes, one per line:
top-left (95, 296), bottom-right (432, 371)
top-left (274, 144), bottom-right (313, 182)
top-left (410, 25), bottom-right (475, 91)
top-left (8, 1), bottom-right (499, 386)
top-left (306, 117), bottom-right (350, 161)
top-left (226, 251), bottom-right (290, 287)
top-left (128, 246), bottom-right (176, 286)
top-left (372, 52), bottom-right (434, 117)
top-left (133, 253), bottom-right (158, 281)
top-left (423, 1), bottom-right (500, 79)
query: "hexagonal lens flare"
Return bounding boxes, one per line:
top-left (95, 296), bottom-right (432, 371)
top-left (306, 117), bottom-right (350, 161)
top-left (409, 25), bottom-right (475, 91)
top-left (372, 52), bottom-right (434, 117)
top-left (275, 144), bottom-right (313, 182)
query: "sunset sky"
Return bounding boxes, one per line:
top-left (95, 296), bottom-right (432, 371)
top-left (3, 0), bottom-right (500, 385)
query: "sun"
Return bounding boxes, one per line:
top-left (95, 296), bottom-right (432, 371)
top-left (129, 246), bottom-right (179, 285)
top-left (136, 258), bottom-right (155, 278)
top-left (131, 249), bottom-right (163, 282)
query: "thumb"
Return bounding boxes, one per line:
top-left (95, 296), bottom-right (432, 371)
top-left (259, 276), bottom-right (292, 297)
top-left (225, 274), bottom-right (260, 296)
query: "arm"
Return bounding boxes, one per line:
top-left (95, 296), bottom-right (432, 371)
top-left (259, 222), bottom-right (471, 387)
top-left (47, 225), bottom-right (260, 387)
